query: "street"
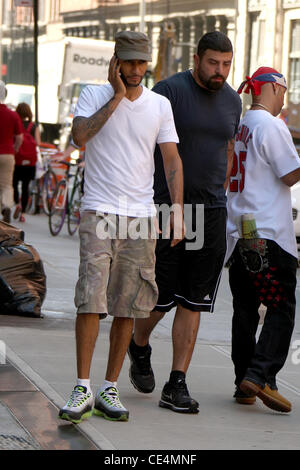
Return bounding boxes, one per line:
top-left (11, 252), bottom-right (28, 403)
top-left (1, 212), bottom-right (300, 450)
top-left (2, 0), bottom-right (300, 453)
top-left (24, 211), bottom-right (300, 346)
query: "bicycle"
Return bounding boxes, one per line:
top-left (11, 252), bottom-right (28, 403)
top-left (39, 148), bottom-right (61, 215)
top-left (48, 160), bottom-right (84, 236)
top-left (26, 147), bottom-right (59, 215)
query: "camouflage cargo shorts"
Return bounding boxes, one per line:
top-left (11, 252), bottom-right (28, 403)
top-left (75, 211), bottom-right (158, 319)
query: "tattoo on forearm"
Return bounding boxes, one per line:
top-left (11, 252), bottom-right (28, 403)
top-left (72, 97), bottom-right (119, 146)
top-left (227, 138), bottom-right (235, 155)
top-left (167, 169), bottom-right (177, 186)
top-left (166, 166), bottom-right (183, 206)
top-left (158, 144), bottom-right (184, 206)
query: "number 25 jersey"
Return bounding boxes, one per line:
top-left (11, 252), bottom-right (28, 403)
top-left (226, 109), bottom-right (300, 260)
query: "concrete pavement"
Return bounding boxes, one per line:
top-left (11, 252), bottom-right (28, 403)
top-left (1, 213), bottom-right (300, 450)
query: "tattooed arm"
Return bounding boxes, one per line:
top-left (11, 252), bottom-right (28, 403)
top-left (72, 97), bottom-right (122, 147)
top-left (72, 55), bottom-right (126, 147)
top-left (224, 138), bottom-right (235, 190)
top-left (159, 142), bottom-right (185, 246)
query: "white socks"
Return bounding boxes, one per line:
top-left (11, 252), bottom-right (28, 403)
top-left (76, 378), bottom-right (117, 393)
top-left (100, 380), bottom-right (117, 391)
top-left (77, 378), bottom-right (92, 393)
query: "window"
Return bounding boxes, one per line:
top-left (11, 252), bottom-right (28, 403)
top-left (2, 0), bottom-right (11, 25)
top-left (248, 12), bottom-right (266, 74)
top-left (39, 0), bottom-right (46, 22)
top-left (289, 20), bottom-right (300, 105)
top-left (49, 0), bottom-right (60, 22)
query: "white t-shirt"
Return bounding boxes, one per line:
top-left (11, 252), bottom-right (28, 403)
top-left (74, 84), bottom-right (179, 217)
top-left (226, 109), bottom-right (300, 260)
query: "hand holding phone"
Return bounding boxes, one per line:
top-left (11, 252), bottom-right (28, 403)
top-left (108, 54), bottom-right (126, 98)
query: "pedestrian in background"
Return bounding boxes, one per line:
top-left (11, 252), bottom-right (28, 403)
top-left (128, 31), bottom-right (242, 414)
top-left (13, 102), bottom-right (41, 223)
top-left (0, 81), bottom-right (23, 224)
top-left (59, 31), bottom-right (184, 424)
top-left (226, 67), bottom-right (300, 412)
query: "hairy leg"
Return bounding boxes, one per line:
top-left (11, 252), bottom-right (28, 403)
top-left (76, 313), bottom-right (100, 379)
top-left (133, 310), bottom-right (166, 346)
top-left (172, 305), bottom-right (200, 373)
top-left (106, 317), bottom-right (134, 382)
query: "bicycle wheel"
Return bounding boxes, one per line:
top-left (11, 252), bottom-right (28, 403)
top-left (26, 179), bottom-right (39, 214)
top-left (67, 182), bottom-right (82, 236)
top-left (48, 180), bottom-right (67, 236)
top-left (41, 169), bottom-right (57, 215)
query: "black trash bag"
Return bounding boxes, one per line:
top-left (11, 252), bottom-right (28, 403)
top-left (0, 221), bottom-right (46, 317)
top-left (0, 275), bottom-right (14, 303)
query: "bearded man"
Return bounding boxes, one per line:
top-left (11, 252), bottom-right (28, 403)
top-left (128, 31), bottom-right (242, 414)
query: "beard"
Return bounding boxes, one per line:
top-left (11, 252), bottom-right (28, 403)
top-left (196, 68), bottom-right (225, 91)
top-left (120, 72), bottom-right (143, 88)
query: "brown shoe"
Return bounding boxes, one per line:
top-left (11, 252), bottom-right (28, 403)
top-left (240, 379), bottom-right (291, 413)
top-left (234, 386), bottom-right (256, 405)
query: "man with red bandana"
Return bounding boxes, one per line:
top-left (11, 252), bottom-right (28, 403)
top-left (226, 67), bottom-right (300, 413)
top-left (128, 31), bottom-right (242, 414)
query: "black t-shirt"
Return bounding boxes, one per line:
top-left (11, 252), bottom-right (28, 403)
top-left (153, 70), bottom-right (242, 207)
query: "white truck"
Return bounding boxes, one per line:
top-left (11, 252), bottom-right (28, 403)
top-left (5, 37), bottom-right (114, 146)
top-left (38, 36), bottom-right (114, 146)
top-left (5, 83), bottom-right (35, 112)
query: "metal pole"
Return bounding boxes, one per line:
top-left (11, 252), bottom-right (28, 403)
top-left (33, 0), bottom-right (38, 122)
top-left (139, 0), bottom-right (146, 33)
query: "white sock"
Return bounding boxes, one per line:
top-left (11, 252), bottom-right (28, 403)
top-left (77, 378), bottom-right (92, 393)
top-left (99, 380), bottom-right (117, 391)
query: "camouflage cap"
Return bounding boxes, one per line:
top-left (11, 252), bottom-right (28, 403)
top-left (115, 31), bottom-right (152, 62)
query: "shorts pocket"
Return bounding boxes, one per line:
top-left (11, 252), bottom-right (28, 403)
top-left (133, 266), bottom-right (158, 312)
top-left (75, 258), bottom-right (110, 312)
top-left (74, 273), bottom-right (89, 308)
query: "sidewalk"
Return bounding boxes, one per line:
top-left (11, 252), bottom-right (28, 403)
top-left (1, 213), bottom-right (300, 450)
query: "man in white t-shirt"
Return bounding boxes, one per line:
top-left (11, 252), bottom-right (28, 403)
top-left (227, 67), bottom-right (300, 413)
top-left (58, 31), bottom-right (184, 424)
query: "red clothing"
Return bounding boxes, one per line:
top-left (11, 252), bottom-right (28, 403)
top-left (0, 104), bottom-right (23, 155)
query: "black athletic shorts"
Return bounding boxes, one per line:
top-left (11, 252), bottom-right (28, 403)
top-left (154, 207), bottom-right (227, 313)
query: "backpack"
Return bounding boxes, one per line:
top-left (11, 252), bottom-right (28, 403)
top-left (15, 122), bottom-right (38, 166)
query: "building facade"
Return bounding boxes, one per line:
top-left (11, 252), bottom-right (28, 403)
top-left (235, 0), bottom-right (300, 126)
top-left (0, 0), bottom-right (237, 86)
top-left (2, 0), bottom-right (300, 126)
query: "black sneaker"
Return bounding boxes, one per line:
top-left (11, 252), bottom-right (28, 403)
top-left (128, 338), bottom-right (155, 393)
top-left (159, 378), bottom-right (199, 414)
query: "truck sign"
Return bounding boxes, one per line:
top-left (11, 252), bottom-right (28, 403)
top-left (38, 37), bottom-right (114, 127)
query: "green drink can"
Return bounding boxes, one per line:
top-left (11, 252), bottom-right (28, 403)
top-left (242, 214), bottom-right (259, 239)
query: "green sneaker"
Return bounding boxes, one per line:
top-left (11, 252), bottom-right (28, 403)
top-left (93, 386), bottom-right (129, 421)
top-left (58, 385), bottom-right (93, 424)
